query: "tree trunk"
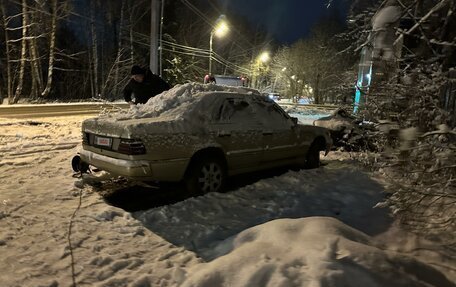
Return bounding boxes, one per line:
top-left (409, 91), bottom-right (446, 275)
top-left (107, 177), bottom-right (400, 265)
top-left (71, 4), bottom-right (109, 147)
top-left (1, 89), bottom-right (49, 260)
top-left (129, 1), bottom-right (135, 65)
top-left (314, 73), bottom-right (321, 104)
top-left (90, 0), bottom-right (99, 98)
top-left (13, 0), bottom-right (29, 104)
top-left (0, 0), bottom-right (12, 103)
top-left (29, 38), bottom-right (43, 98)
top-left (29, 5), bottom-right (43, 97)
top-left (41, 0), bottom-right (58, 97)
top-left (114, 0), bottom-right (125, 97)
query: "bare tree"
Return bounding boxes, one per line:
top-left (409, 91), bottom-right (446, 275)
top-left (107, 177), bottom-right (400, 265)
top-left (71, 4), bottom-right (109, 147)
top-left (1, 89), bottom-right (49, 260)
top-left (270, 14), bottom-right (352, 103)
top-left (41, 0), bottom-right (58, 97)
top-left (90, 0), bottom-right (99, 98)
top-left (113, 0), bottom-right (126, 97)
top-left (349, 0), bottom-right (456, 244)
top-left (26, 1), bottom-right (45, 98)
top-left (0, 0), bottom-right (12, 103)
top-left (12, 0), bottom-right (29, 104)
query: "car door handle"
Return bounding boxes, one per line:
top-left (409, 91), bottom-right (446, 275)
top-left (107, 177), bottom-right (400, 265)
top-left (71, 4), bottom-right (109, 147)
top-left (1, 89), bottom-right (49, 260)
top-left (218, 131), bottom-right (231, 137)
top-left (263, 131), bottom-right (273, 135)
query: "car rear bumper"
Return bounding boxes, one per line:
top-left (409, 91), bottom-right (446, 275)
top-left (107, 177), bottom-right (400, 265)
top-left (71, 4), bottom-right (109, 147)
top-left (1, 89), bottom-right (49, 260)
top-left (79, 150), bottom-right (189, 182)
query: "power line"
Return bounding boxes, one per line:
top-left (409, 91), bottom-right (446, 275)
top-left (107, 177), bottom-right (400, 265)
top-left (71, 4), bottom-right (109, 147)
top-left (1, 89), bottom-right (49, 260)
top-left (132, 30), bottom-right (249, 73)
top-left (161, 47), bottom-right (209, 58)
top-left (135, 37), bottom-right (250, 74)
top-left (179, 0), bottom-right (215, 27)
top-left (178, 0), bottom-right (255, 56)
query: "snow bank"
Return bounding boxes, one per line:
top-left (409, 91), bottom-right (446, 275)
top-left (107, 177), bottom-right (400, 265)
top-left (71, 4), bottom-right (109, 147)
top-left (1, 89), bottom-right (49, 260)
top-left (287, 109), bottom-right (332, 125)
top-left (135, 165), bottom-right (390, 260)
top-left (179, 217), bottom-right (454, 287)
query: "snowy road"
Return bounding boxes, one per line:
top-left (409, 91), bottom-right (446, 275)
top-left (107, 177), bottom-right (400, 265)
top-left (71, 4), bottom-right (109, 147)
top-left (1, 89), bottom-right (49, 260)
top-left (0, 115), bottom-right (454, 287)
top-left (0, 103), bottom-right (129, 118)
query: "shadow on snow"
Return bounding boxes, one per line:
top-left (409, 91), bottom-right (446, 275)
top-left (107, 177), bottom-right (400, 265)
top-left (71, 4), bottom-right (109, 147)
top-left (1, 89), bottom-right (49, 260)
top-left (100, 159), bottom-right (394, 262)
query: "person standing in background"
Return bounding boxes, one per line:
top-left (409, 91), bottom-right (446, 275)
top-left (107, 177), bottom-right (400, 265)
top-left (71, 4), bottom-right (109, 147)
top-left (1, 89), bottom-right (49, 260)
top-left (123, 65), bottom-right (170, 105)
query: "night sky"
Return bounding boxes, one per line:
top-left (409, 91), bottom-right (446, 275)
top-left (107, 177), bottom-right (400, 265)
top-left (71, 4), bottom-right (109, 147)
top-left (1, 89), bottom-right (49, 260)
top-left (218, 0), bottom-right (347, 44)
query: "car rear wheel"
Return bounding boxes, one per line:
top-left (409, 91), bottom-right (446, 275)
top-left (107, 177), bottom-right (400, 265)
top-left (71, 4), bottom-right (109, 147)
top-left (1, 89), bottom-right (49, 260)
top-left (305, 142), bottom-right (321, 169)
top-left (185, 155), bottom-right (226, 195)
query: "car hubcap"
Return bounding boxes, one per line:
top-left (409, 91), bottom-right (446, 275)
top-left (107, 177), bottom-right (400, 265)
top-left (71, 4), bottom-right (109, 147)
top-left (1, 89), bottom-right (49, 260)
top-left (198, 163), bottom-right (222, 193)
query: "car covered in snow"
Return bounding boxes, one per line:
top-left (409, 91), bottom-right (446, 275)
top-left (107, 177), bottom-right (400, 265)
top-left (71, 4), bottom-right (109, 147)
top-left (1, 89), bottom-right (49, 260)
top-left (313, 108), bottom-right (378, 150)
top-left (74, 83), bottom-right (332, 194)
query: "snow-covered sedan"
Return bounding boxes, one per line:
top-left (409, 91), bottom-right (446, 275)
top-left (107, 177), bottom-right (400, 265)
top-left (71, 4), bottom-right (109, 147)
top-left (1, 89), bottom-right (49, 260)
top-left (74, 83), bottom-right (332, 194)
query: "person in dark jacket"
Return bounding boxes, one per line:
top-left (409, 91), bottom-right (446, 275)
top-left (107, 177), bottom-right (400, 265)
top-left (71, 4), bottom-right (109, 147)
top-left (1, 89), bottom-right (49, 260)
top-left (123, 65), bottom-right (171, 105)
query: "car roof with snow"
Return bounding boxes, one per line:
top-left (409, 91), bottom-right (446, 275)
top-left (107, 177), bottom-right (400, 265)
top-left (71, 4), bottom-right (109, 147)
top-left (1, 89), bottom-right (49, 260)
top-left (106, 83), bottom-right (262, 121)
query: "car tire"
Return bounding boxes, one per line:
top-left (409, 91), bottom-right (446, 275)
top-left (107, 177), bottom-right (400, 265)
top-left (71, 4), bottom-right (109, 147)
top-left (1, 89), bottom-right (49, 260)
top-left (305, 142), bottom-right (321, 169)
top-left (185, 155), bottom-right (227, 195)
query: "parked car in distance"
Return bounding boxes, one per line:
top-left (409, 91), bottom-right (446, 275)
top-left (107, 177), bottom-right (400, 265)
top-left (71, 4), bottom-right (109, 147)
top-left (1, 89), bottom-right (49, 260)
top-left (313, 108), bottom-right (377, 150)
top-left (266, 93), bottom-right (281, 102)
top-left (204, 74), bottom-right (248, 87)
top-left (74, 83), bottom-right (332, 194)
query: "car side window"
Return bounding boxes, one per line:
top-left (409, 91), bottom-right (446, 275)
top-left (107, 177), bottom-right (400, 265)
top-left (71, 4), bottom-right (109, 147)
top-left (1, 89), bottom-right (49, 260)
top-left (217, 99), bottom-right (255, 123)
top-left (252, 99), bottom-right (292, 129)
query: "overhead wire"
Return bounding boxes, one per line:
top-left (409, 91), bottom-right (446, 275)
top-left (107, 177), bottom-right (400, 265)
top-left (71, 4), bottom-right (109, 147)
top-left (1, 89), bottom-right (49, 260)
top-left (179, 0), bottom-right (215, 28)
top-left (134, 37), bottom-right (249, 73)
top-left (132, 29), bottom-right (250, 73)
top-left (178, 0), bottom-right (256, 56)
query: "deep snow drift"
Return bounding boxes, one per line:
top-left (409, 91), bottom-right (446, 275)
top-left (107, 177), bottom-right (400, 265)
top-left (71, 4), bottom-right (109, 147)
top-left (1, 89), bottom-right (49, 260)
top-left (181, 217), bottom-right (453, 287)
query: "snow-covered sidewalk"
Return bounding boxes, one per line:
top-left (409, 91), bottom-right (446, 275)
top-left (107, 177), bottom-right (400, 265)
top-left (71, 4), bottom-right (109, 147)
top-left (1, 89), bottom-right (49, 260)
top-left (0, 116), bottom-right (454, 287)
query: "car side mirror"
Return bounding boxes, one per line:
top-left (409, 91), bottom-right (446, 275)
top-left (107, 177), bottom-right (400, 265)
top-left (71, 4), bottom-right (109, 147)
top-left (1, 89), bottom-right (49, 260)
top-left (291, 117), bottom-right (298, 126)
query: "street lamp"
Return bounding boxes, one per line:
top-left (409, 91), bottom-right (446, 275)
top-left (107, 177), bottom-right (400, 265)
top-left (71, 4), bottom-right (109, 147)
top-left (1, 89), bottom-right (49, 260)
top-left (252, 51), bottom-right (271, 90)
top-left (209, 16), bottom-right (229, 75)
top-left (258, 51), bottom-right (270, 63)
top-left (273, 67), bottom-right (287, 93)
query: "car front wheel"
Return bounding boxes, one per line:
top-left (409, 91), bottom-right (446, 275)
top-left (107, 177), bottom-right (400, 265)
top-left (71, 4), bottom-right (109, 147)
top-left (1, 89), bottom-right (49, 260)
top-left (185, 156), bottom-right (226, 195)
top-left (305, 142), bottom-right (321, 169)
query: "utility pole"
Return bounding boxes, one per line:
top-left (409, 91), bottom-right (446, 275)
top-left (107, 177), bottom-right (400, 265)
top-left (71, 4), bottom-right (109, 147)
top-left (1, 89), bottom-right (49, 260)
top-left (159, 0), bottom-right (165, 76)
top-left (209, 32), bottom-right (213, 75)
top-left (150, 0), bottom-right (160, 74)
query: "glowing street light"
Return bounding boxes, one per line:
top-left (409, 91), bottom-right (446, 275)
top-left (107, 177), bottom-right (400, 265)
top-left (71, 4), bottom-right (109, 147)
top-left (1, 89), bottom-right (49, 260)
top-left (209, 15), bottom-right (229, 75)
top-left (258, 51), bottom-right (270, 63)
top-left (214, 21), bottom-right (229, 38)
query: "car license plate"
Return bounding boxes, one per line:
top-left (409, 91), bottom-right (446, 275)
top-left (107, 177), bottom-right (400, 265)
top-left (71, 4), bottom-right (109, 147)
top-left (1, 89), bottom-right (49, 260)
top-left (95, 136), bottom-right (112, 147)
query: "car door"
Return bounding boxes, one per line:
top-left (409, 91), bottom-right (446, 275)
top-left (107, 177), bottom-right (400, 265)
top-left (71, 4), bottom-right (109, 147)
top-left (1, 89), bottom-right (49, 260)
top-left (211, 97), bottom-right (264, 173)
top-left (250, 98), bottom-right (300, 166)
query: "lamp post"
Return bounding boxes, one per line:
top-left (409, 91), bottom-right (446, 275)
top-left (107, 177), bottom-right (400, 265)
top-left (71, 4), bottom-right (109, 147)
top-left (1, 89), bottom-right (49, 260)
top-left (273, 67), bottom-right (286, 93)
top-left (252, 51), bottom-right (270, 89)
top-left (209, 17), bottom-right (229, 75)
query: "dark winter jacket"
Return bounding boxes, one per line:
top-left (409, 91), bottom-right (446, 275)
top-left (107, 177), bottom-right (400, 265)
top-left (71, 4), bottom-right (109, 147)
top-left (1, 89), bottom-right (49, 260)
top-left (123, 71), bottom-right (170, 104)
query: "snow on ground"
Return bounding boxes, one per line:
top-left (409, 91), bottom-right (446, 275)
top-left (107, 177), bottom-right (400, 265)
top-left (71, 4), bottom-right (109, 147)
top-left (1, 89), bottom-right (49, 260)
top-left (0, 115), bottom-right (455, 287)
top-left (287, 109), bottom-right (332, 125)
top-left (180, 217), bottom-right (454, 287)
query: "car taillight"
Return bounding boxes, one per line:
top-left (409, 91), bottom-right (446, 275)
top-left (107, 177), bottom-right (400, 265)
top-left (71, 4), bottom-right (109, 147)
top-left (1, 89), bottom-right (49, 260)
top-left (117, 139), bottom-right (146, 155)
top-left (82, 132), bottom-right (89, 144)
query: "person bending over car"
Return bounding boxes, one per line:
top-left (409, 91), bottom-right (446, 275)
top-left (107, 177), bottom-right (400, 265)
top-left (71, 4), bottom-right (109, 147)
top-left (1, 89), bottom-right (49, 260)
top-left (123, 65), bottom-right (170, 105)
